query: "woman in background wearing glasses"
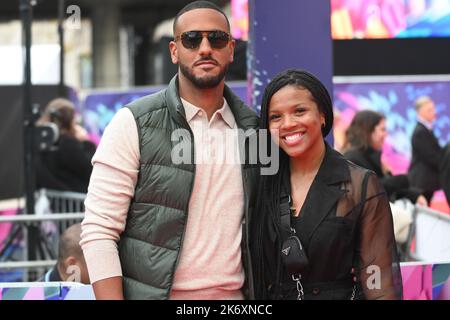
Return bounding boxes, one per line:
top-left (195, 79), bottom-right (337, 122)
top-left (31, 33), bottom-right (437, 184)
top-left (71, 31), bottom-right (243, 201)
top-left (251, 69), bottom-right (403, 300)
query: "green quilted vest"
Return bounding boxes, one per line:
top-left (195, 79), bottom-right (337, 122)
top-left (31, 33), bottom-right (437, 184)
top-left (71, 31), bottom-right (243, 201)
top-left (118, 75), bottom-right (259, 299)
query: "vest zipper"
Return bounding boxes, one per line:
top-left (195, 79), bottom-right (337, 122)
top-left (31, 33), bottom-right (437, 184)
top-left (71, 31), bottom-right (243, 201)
top-left (167, 110), bottom-right (196, 297)
top-left (167, 108), bottom-right (256, 299)
top-left (241, 130), bottom-right (255, 299)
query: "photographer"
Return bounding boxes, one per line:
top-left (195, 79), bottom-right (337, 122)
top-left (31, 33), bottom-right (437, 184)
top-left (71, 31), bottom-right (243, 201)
top-left (36, 98), bottom-right (95, 193)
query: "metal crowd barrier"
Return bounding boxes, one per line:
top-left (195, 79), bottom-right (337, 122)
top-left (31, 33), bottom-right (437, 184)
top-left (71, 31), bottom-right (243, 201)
top-left (404, 204), bottom-right (450, 262)
top-left (38, 189), bottom-right (86, 233)
top-left (43, 189), bottom-right (86, 213)
top-left (0, 189), bottom-right (86, 281)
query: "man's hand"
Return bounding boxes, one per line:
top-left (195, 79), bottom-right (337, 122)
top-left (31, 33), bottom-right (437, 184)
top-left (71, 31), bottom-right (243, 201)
top-left (92, 276), bottom-right (124, 300)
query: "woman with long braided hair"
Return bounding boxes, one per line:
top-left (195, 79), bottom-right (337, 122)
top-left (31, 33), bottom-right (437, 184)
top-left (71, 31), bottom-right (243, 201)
top-left (251, 69), bottom-right (402, 300)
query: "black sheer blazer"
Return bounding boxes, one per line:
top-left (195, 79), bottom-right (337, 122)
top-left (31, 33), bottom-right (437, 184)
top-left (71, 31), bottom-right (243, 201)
top-left (254, 144), bottom-right (403, 300)
top-left (344, 147), bottom-right (422, 203)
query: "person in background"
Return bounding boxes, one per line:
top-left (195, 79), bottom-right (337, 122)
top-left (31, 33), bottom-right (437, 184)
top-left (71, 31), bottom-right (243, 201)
top-left (440, 142), bottom-right (450, 206)
top-left (43, 223), bottom-right (90, 284)
top-left (408, 96), bottom-right (443, 203)
top-left (343, 110), bottom-right (427, 206)
top-left (36, 98), bottom-right (96, 193)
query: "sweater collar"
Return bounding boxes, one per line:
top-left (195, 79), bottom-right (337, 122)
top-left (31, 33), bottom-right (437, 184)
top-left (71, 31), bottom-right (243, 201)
top-left (165, 74), bottom-right (258, 130)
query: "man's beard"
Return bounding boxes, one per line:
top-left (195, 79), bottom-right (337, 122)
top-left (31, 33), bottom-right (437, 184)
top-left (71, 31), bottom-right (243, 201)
top-left (179, 61), bottom-right (229, 89)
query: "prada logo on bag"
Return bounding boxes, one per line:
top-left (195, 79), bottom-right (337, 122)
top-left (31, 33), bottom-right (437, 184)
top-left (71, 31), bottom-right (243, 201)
top-left (282, 247), bottom-right (291, 256)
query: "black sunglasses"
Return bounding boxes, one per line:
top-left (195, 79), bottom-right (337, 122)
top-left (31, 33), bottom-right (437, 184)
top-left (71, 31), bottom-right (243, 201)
top-left (174, 30), bottom-right (231, 49)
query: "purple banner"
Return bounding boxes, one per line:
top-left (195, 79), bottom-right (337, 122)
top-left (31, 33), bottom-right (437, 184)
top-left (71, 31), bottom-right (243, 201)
top-left (333, 80), bottom-right (450, 175)
top-left (247, 0), bottom-right (333, 112)
top-left (82, 82), bottom-right (248, 144)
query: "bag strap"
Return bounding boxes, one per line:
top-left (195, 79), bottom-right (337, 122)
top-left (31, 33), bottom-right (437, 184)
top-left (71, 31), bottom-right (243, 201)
top-left (280, 188), bottom-right (307, 300)
top-left (279, 189), bottom-right (295, 242)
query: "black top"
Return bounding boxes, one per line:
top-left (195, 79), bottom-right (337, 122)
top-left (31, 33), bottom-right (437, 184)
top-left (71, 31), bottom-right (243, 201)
top-left (344, 147), bottom-right (422, 203)
top-left (36, 134), bottom-right (96, 193)
top-left (257, 143), bottom-right (403, 300)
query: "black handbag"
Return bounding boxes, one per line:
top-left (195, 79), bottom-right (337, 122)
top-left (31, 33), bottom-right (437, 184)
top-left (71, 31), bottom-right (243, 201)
top-left (279, 192), bottom-right (309, 299)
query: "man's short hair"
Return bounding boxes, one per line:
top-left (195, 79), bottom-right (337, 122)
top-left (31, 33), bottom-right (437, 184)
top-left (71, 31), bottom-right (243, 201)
top-left (414, 96), bottom-right (433, 111)
top-left (57, 223), bottom-right (83, 264)
top-left (173, 1), bottom-right (230, 34)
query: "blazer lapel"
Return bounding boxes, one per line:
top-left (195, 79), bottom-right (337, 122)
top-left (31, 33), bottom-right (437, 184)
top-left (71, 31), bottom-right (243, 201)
top-left (297, 143), bottom-right (350, 250)
top-left (300, 180), bottom-right (344, 250)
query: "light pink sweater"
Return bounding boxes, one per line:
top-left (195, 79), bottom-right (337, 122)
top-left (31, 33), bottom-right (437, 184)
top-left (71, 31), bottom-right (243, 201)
top-left (80, 99), bottom-right (245, 300)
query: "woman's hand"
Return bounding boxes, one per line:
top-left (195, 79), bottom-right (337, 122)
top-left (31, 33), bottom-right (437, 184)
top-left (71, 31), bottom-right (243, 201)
top-left (416, 195), bottom-right (428, 207)
top-left (73, 124), bottom-right (89, 142)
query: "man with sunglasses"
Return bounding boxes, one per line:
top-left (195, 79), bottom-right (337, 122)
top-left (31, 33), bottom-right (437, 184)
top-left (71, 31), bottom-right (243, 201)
top-left (80, 1), bottom-right (258, 300)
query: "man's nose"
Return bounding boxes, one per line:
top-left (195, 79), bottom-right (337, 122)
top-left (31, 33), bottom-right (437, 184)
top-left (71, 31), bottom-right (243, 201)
top-left (198, 36), bottom-right (213, 55)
